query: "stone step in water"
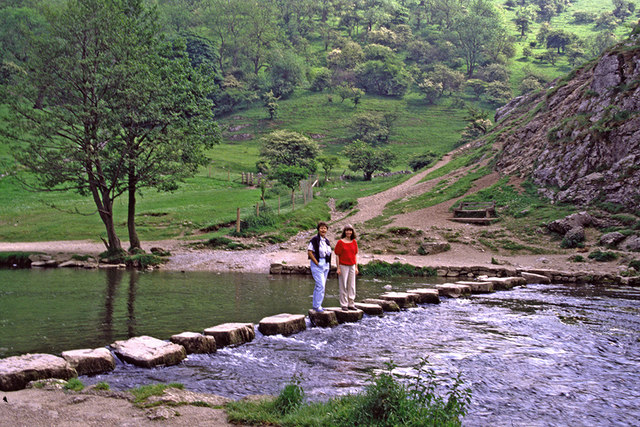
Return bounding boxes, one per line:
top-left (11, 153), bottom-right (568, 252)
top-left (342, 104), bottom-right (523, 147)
top-left (454, 281), bottom-right (494, 293)
top-left (478, 276), bottom-right (527, 290)
top-left (362, 298), bottom-right (400, 312)
top-left (379, 292), bottom-right (418, 308)
top-left (308, 309), bottom-right (339, 327)
top-left (111, 336), bottom-right (186, 368)
top-left (0, 354), bottom-right (77, 392)
top-left (406, 288), bottom-right (440, 304)
top-left (61, 347), bottom-right (116, 376)
top-left (325, 307), bottom-right (364, 323)
top-left (258, 313), bottom-right (307, 336)
top-left (204, 323), bottom-right (255, 348)
top-left (435, 283), bottom-right (471, 298)
top-left (520, 272), bottom-right (551, 284)
top-left (354, 302), bottom-right (384, 315)
top-left (170, 332), bottom-right (217, 354)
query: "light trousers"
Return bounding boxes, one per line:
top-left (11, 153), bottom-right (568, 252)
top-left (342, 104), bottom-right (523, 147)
top-left (338, 264), bottom-right (357, 308)
top-left (310, 258), bottom-right (330, 309)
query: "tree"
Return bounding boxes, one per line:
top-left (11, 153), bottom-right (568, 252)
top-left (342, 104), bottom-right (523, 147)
top-left (355, 57), bottom-right (411, 96)
top-left (343, 140), bottom-right (396, 180)
top-left (318, 155), bottom-right (340, 181)
top-left (272, 165), bottom-right (308, 211)
top-left (259, 130), bottom-right (319, 172)
top-left (546, 29), bottom-right (574, 54)
top-left (349, 112), bottom-right (390, 144)
top-left (263, 90), bottom-right (280, 120)
top-left (265, 48), bottom-right (305, 99)
top-left (426, 63), bottom-right (465, 95)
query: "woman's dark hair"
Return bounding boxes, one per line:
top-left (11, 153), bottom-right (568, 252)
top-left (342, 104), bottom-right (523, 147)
top-left (341, 225), bottom-right (356, 240)
top-left (317, 221), bottom-right (329, 231)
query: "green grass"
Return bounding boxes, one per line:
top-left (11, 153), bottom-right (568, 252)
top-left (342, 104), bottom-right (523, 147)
top-left (359, 260), bottom-right (437, 277)
top-left (129, 383), bottom-right (184, 406)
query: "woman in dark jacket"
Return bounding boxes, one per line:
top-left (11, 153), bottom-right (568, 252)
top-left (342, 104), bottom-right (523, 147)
top-left (307, 222), bottom-right (332, 312)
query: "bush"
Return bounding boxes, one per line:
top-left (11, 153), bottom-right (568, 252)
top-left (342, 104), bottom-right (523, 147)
top-left (64, 378), bottom-right (84, 391)
top-left (569, 255), bottom-right (585, 262)
top-left (336, 198), bottom-right (358, 211)
top-left (408, 151), bottom-right (438, 171)
top-left (588, 250), bottom-right (618, 262)
top-left (94, 382), bottom-right (110, 391)
top-left (629, 259), bottom-right (640, 270)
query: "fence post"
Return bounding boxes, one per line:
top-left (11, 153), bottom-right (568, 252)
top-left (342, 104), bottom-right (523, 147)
top-left (227, 169), bottom-right (230, 181)
top-left (256, 202), bottom-right (259, 217)
top-left (236, 208), bottom-right (241, 233)
top-left (278, 195), bottom-right (280, 215)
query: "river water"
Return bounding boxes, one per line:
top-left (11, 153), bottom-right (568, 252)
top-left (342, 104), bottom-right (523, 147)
top-left (1, 269), bottom-right (639, 426)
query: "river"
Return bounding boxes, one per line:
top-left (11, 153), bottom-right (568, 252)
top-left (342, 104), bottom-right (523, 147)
top-left (1, 269), bottom-right (639, 425)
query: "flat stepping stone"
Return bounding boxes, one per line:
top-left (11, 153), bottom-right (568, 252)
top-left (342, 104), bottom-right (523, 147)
top-left (0, 354), bottom-right (77, 391)
top-left (520, 272), bottom-right (551, 284)
top-left (258, 313), bottom-right (306, 336)
top-left (435, 283), bottom-right (471, 298)
top-left (308, 309), bottom-right (339, 327)
top-left (61, 347), bottom-right (116, 376)
top-left (454, 281), bottom-right (494, 294)
top-left (362, 298), bottom-right (400, 312)
top-left (111, 336), bottom-right (186, 368)
top-left (354, 302), bottom-right (384, 315)
top-left (325, 307), bottom-right (364, 323)
top-left (406, 288), bottom-right (440, 304)
top-left (379, 292), bottom-right (417, 308)
top-left (204, 323), bottom-right (255, 348)
top-left (170, 332), bottom-right (217, 354)
top-left (482, 276), bottom-right (527, 290)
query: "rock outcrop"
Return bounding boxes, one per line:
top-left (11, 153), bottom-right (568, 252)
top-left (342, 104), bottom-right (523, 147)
top-left (0, 354), bottom-right (77, 391)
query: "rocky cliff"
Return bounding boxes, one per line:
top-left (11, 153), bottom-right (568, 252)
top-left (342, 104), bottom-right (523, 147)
top-left (491, 24), bottom-right (640, 211)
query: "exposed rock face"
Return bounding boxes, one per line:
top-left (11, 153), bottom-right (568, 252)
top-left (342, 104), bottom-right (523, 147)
top-left (599, 231), bottom-right (626, 247)
top-left (547, 212), bottom-right (597, 235)
top-left (0, 354), bottom-right (77, 391)
top-left (61, 348), bottom-right (116, 376)
top-left (622, 235), bottom-right (640, 251)
top-left (493, 33), bottom-right (640, 210)
top-left (110, 336), bottom-right (186, 368)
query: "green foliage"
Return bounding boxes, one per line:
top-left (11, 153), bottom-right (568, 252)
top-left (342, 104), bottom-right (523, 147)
top-left (260, 130), bottom-right (319, 172)
top-left (204, 236), bottom-right (248, 250)
top-left (94, 382), bottom-right (110, 391)
top-left (125, 253), bottom-right (166, 268)
top-left (570, 255), bottom-right (586, 262)
top-left (273, 375), bottom-right (305, 415)
top-left (408, 151), bottom-right (438, 172)
top-left (64, 378), bottom-right (84, 392)
top-left (130, 383), bottom-right (184, 405)
top-left (344, 140), bottom-right (396, 181)
top-left (359, 260), bottom-right (436, 277)
top-left (0, 251), bottom-right (33, 268)
top-left (588, 250), bottom-right (618, 262)
top-left (336, 198), bottom-right (358, 211)
top-left (629, 259), bottom-right (640, 270)
top-left (350, 111), bottom-right (391, 144)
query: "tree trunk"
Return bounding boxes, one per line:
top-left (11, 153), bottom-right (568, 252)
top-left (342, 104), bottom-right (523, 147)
top-left (91, 184), bottom-right (122, 254)
top-left (127, 168), bottom-right (141, 252)
top-left (291, 190), bottom-right (295, 211)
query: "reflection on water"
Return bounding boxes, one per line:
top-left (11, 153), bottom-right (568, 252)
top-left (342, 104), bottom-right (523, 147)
top-left (1, 269), bottom-right (640, 425)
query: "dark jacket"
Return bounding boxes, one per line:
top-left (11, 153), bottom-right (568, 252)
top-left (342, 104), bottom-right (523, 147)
top-left (309, 234), bottom-right (332, 263)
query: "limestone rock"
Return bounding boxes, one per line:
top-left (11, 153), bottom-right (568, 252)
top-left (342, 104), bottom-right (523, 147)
top-left (453, 281), bottom-right (494, 293)
top-left (0, 353), bottom-right (77, 391)
top-left (111, 336), bottom-right (186, 368)
top-left (547, 212), bottom-right (595, 235)
top-left (58, 260), bottom-right (86, 268)
top-left (204, 323), bottom-right (255, 348)
top-left (435, 284), bottom-right (471, 298)
top-left (599, 232), bottom-right (626, 248)
top-left (406, 288), bottom-right (440, 303)
top-left (61, 347), bottom-right (116, 376)
top-left (520, 272), bottom-right (551, 284)
top-left (308, 309), bottom-right (339, 327)
top-left (379, 292), bottom-right (417, 308)
top-left (621, 235), bottom-right (640, 252)
top-left (362, 298), bottom-right (400, 312)
top-left (145, 387), bottom-right (231, 407)
top-left (482, 276), bottom-right (526, 290)
top-left (353, 302), bottom-right (384, 315)
top-left (325, 307), bottom-right (364, 323)
top-left (258, 313), bottom-right (306, 336)
top-left (169, 332), bottom-right (216, 354)
top-left (418, 241), bottom-right (450, 255)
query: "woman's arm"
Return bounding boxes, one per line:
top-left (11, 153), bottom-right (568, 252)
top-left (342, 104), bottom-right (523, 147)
top-left (308, 250), bottom-right (319, 265)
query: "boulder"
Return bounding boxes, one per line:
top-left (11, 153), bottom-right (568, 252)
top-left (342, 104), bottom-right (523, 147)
top-left (308, 309), bottom-right (339, 327)
top-left (406, 288), bottom-right (440, 303)
top-left (258, 313), bottom-right (306, 336)
top-left (418, 241), bottom-right (450, 255)
top-left (599, 232), bottom-right (626, 248)
top-left (547, 212), bottom-right (596, 235)
top-left (519, 272), bottom-right (551, 284)
top-left (325, 307), bottom-right (364, 323)
top-left (204, 323), bottom-right (255, 348)
top-left (353, 302), bottom-right (384, 315)
top-left (111, 336), bottom-right (186, 368)
top-left (379, 292), bottom-right (417, 308)
top-left (621, 235), bottom-right (640, 252)
top-left (58, 260), bottom-right (86, 268)
top-left (453, 281), bottom-right (494, 293)
top-left (0, 353), bottom-right (77, 391)
top-left (362, 298), bottom-right (400, 312)
top-left (169, 332), bottom-right (216, 354)
top-left (61, 347), bottom-right (116, 376)
top-left (435, 284), bottom-right (471, 298)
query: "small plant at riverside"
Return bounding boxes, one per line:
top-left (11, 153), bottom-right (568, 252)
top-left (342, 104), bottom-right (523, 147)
top-left (0, 251), bottom-right (35, 268)
top-left (588, 250), bottom-right (618, 262)
top-left (359, 260), bottom-right (436, 277)
top-left (71, 254), bottom-right (91, 261)
top-left (64, 378), bottom-right (85, 391)
top-left (273, 375), bottom-right (305, 415)
top-left (94, 382), bottom-right (110, 391)
top-left (130, 383), bottom-right (184, 405)
top-left (125, 253), bottom-right (166, 268)
top-left (570, 254), bottom-right (585, 262)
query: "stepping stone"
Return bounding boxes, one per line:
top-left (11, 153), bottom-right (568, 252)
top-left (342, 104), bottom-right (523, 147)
top-left (406, 288), bottom-right (440, 304)
top-left (520, 272), bottom-right (551, 284)
top-left (454, 281), bottom-right (494, 294)
top-left (308, 309), bottom-right (339, 327)
top-left (379, 292), bottom-right (417, 308)
top-left (482, 277), bottom-right (526, 290)
top-left (170, 332), bottom-right (217, 354)
top-left (258, 313), bottom-right (307, 336)
top-left (362, 298), bottom-right (400, 312)
top-left (354, 302), bottom-right (384, 315)
top-left (61, 347), bottom-right (116, 376)
top-left (204, 323), bottom-right (255, 348)
top-left (111, 336), bottom-right (186, 368)
top-left (435, 283), bottom-right (471, 298)
top-left (0, 354), bottom-right (77, 391)
top-left (325, 307), bottom-right (364, 323)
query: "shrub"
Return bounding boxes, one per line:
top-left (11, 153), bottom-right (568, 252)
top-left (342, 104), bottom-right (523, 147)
top-left (64, 378), bottom-right (85, 391)
top-left (629, 260), bottom-right (640, 270)
top-left (94, 382), bottom-right (110, 391)
top-left (570, 255), bottom-right (585, 262)
top-left (205, 236), bottom-right (235, 248)
top-left (408, 151), bottom-right (438, 171)
top-left (336, 198), bottom-right (358, 211)
top-left (588, 250), bottom-right (618, 262)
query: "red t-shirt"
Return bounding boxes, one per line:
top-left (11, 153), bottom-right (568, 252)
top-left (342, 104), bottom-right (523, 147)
top-left (334, 239), bottom-right (358, 265)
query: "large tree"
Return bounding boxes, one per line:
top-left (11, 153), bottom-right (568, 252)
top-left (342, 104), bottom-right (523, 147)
top-left (259, 130), bottom-right (319, 173)
top-left (5, 0), bottom-right (217, 253)
top-left (343, 139), bottom-right (396, 180)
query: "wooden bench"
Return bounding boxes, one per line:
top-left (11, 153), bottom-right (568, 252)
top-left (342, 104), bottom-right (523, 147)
top-left (451, 201), bottom-right (498, 224)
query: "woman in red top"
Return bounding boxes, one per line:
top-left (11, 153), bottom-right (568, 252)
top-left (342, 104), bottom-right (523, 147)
top-left (334, 224), bottom-right (359, 310)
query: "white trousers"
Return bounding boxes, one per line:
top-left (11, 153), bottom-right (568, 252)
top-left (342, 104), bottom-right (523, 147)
top-left (338, 264), bottom-right (357, 308)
